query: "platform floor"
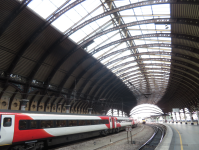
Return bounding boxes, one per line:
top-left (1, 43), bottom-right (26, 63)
top-left (168, 123), bottom-right (199, 150)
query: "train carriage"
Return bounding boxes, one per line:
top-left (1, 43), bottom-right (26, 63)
top-left (0, 111), bottom-right (137, 150)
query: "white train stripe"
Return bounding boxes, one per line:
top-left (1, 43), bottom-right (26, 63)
top-left (22, 113), bottom-right (102, 120)
top-left (44, 125), bottom-right (108, 136)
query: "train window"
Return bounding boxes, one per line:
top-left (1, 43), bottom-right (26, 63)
top-left (87, 120), bottom-right (92, 125)
top-left (56, 120), bottom-right (67, 127)
top-left (93, 120), bottom-right (100, 124)
top-left (93, 120), bottom-right (99, 125)
top-left (30, 120), bottom-right (37, 129)
top-left (19, 120), bottom-right (27, 130)
top-left (78, 120), bottom-right (86, 126)
top-left (3, 118), bottom-right (12, 127)
top-left (68, 120), bottom-right (77, 126)
top-left (41, 120), bottom-right (53, 128)
top-left (101, 120), bottom-right (108, 124)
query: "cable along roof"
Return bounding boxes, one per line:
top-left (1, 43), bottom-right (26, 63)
top-left (26, 0), bottom-right (171, 104)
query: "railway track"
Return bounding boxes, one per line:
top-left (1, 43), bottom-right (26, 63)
top-left (138, 124), bottom-right (166, 150)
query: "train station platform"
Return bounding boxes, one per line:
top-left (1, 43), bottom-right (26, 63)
top-left (157, 123), bottom-right (199, 150)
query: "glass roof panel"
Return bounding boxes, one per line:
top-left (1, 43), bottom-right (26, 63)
top-left (28, 0), bottom-right (171, 104)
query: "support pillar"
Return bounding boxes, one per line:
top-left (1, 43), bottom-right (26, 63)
top-left (170, 112), bottom-right (174, 123)
top-left (190, 111), bottom-right (194, 125)
top-left (174, 112), bottom-right (178, 123)
top-left (88, 108), bottom-right (92, 115)
top-left (111, 108), bottom-right (113, 116)
top-left (20, 99), bottom-right (29, 111)
top-left (64, 105), bottom-right (70, 113)
top-left (118, 109), bottom-right (119, 117)
top-left (183, 109), bottom-right (187, 124)
top-left (179, 112), bottom-right (182, 124)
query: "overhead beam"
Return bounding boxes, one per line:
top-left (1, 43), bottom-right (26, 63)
top-left (65, 0), bottom-right (199, 37)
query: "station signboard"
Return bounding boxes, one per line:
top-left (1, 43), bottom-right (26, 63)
top-left (125, 126), bottom-right (132, 131)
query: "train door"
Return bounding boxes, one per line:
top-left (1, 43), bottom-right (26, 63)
top-left (112, 118), bottom-right (115, 128)
top-left (109, 117), bottom-right (112, 129)
top-left (0, 115), bottom-right (15, 146)
top-left (113, 117), bottom-right (116, 128)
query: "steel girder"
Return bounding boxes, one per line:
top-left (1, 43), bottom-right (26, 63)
top-left (104, 49), bottom-right (198, 67)
top-left (18, 25), bottom-right (199, 100)
top-left (95, 77), bottom-right (119, 99)
top-left (76, 68), bottom-right (108, 98)
top-left (90, 33), bottom-right (199, 56)
top-left (159, 76), bottom-right (199, 106)
top-left (112, 59), bottom-right (199, 81)
top-left (169, 73), bottom-right (199, 95)
top-left (166, 86), bottom-right (192, 107)
top-left (80, 18), bottom-right (199, 50)
top-left (99, 43), bottom-right (199, 62)
top-left (58, 42), bottom-right (197, 101)
top-left (161, 88), bottom-right (192, 111)
top-left (164, 81), bottom-right (194, 104)
top-left (6, 32), bottom-right (195, 101)
top-left (112, 63), bottom-right (170, 74)
top-left (120, 64), bottom-right (199, 84)
top-left (120, 68), bottom-right (170, 78)
top-left (99, 78), bottom-right (132, 102)
top-left (65, 0), bottom-right (199, 37)
top-left (85, 73), bottom-right (115, 100)
top-left (103, 84), bottom-right (133, 107)
top-left (98, 79), bottom-right (127, 100)
top-left (6, 0), bottom-right (84, 77)
top-left (0, 0), bottom-right (32, 37)
top-left (58, 58), bottom-right (98, 93)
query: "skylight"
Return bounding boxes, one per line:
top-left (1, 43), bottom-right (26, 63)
top-left (27, 0), bottom-right (171, 104)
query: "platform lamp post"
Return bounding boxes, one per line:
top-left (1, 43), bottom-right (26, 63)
top-left (64, 105), bottom-right (71, 113)
top-left (20, 99), bottom-right (29, 111)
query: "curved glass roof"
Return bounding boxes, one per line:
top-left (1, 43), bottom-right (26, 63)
top-left (26, 0), bottom-right (171, 104)
top-left (130, 104), bottom-right (164, 116)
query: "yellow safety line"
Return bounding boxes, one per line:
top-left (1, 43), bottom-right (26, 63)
top-left (172, 126), bottom-right (184, 150)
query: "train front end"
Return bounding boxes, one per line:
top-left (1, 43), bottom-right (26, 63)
top-left (0, 113), bottom-right (15, 146)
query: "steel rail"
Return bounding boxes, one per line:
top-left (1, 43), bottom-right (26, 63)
top-left (138, 124), bottom-right (166, 150)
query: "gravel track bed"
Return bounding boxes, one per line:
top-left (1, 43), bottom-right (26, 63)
top-left (51, 124), bottom-right (154, 150)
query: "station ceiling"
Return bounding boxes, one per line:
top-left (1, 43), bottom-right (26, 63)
top-left (0, 0), bottom-right (199, 114)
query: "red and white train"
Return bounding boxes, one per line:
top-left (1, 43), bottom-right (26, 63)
top-left (0, 111), bottom-right (138, 150)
